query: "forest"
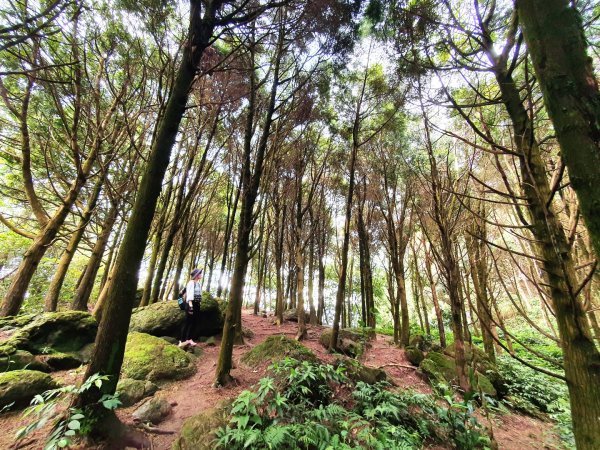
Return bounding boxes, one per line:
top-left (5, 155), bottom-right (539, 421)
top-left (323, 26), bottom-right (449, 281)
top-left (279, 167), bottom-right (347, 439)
top-left (0, 0), bottom-right (599, 449)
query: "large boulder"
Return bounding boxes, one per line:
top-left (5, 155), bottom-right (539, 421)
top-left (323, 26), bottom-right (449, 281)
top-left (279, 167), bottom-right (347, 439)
top-left (334, 356), bottom-right (387, 384)
top-left (129, 293), bottom-right (224, 339)
top-left (444, 343), bottom-right (507, 396)
top-left (116, 379), bottom-right (158, 407)
top-left (419, 351), bottom-right (497, 397)
top-left (319, 329), bottom-right (366, 358)
top-left (0, 369), bottom-right (58, 409)
top-left (241, 335), bottom-right (316, 367)
top-left (419, 351), bottom-right (456, 384)
top-left (122, 332), bottom-right (196, 382)
top-left (0, 311), bottom-right (97, 372)
top-left (282, 308), bottom-right (308, 323)
top-left (405, 346), bottom-right (425, 366)
top-left (172, 404), bottom-right (230, 450)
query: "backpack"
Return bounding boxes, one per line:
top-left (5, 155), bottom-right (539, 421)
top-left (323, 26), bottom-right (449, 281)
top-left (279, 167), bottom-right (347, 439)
top-left (177, 287), bottom-right (187, 311)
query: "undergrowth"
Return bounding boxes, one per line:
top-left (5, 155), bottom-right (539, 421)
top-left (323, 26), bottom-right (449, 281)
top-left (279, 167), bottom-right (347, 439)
top-left (215, 357), bottom-right (491, 449)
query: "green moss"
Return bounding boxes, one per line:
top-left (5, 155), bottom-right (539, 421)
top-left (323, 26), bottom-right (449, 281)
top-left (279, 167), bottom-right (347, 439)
top-left (419, 351), bottom-right (456, 383)
top-left (444, 343), bottom-right (507, 396)
top-left (475, 373), bottom-right (497, 397)
top-left (20, 311), bottom-right (97, 354)
top-left (0, 314), bottom-right (36, 329)
top-left (335, 356), bottom-right (387, 384)
top-left (122, 332), bottom-right (196, 382)
top-left (319, 329), bottom-right (366, 358)
top-left (172, 404), bottom-right (230, 450)
top-left (405, 346), bottom-right (425, 366)
top-left (0, 369), bottom-right (58, 409)
top-left (241, 335), bottom-right (316, 366)
top-left (117, 378), bottom-right (158, 407)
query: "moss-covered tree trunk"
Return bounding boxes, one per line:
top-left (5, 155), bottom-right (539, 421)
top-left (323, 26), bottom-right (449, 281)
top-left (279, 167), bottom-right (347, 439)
top-left (77, 0), bottom-right (220, 422)
top-left (517, 0), bottom-right (600, 262)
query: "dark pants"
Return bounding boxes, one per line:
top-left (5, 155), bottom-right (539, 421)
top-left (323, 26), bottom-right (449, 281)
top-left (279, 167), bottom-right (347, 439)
top-left (180, 301), bottom-right (200, 341)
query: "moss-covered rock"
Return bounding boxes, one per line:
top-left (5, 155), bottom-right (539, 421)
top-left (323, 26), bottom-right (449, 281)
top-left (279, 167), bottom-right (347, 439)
top-left (419, 351), bottom-right (457, 384)
top-left (405, 346), bottom-right (425, 366)
top-left (172, 404), bottom-right (230, 450)
top-left (420, 351), bottom-right (499, 397)
top-left (319, 329), bottom-right (366, 358)
top-left (132, 396), bottom-right (172, 424)
top-left (334, 356), bottom-right (387, 384)
top-left (17, 311), bottom-right (97, 355)
top-left (122, 332), bottom-right (196, 382)
top-left (409, 334), bottom-right (434, 352)
top-left (444, 343), bottom-right (507, 396)
top-left (76, 343), bottom-right (95, 364)
top-left (0, 369), bottom-right (58, 409)
top-left (116, 378), bottom-right (158, 407)
top-left (129, 293), bottom-right (224, 339)
top-left (0, 349), bottom-right (49, 372)
top-left (475, 372), bottom-right (497, 397)
top-left (0, 314), bottom-right (36, 330)
top-left (36, 352), bottom-right (82, 371)
top-left (0, 312), bottom-right (97, 373)
top-left (241, 335), bottom-right (316, 366)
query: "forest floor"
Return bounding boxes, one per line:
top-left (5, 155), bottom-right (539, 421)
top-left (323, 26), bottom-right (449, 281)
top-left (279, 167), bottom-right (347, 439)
top-left (1, 309), bottom-right (565, 450)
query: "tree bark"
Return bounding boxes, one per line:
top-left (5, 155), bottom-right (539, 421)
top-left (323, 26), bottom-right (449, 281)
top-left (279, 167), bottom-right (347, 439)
top-left (517, 0), bottom-right (600, 262)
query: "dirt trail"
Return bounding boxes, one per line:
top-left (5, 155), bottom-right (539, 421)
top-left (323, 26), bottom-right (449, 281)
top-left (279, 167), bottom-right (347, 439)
top-left (1, 309), bottom-right (561, 449)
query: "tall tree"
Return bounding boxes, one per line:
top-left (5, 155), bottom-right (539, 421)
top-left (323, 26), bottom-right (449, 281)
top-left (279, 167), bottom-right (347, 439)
top-left (516, 0), bottom-right (600, 264)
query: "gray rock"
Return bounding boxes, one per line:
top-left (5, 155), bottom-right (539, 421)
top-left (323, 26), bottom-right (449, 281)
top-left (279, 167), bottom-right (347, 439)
top-left (116, 379), bottom-right (158, 407)
top-left (132, 396), bottom-right (172, 424)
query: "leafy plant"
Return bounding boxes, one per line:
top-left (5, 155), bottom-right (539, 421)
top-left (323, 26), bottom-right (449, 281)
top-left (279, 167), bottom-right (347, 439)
top-left (216, 359), bottom-right (490, 450)
top-left (15, 373), bottom-right (121, 450)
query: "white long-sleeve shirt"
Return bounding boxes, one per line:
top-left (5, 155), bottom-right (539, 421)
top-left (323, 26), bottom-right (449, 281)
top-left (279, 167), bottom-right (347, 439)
top-left (186, 280), bottom-right (202, 302)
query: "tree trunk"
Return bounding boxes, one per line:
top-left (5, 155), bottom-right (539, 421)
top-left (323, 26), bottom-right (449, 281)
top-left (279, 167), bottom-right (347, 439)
top-left (72, 203), bottom-right (119, 311)
top-left (44, 176), bottom-right (104, 311)
top-left (330, 140), bottom-right (358, 350)
top-left (308, 232), bottom-right (317, 325)
top-left (517, 0), bottom-right (600, 262)
top-left (425, 245), bottom-right (445, 347)
top-left (216, 177), bottom-right (241, 298)
top-left (215, 26), bottom-right (282, 385)
top-left (1, 181), bottom-right (88, 316)
top-left (77, 0), bottom-right (219, 420)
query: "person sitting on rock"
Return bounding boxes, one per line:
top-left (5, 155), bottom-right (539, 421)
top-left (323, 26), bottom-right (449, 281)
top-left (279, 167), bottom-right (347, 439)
top-left (179, 268), bottom-right (203, 347)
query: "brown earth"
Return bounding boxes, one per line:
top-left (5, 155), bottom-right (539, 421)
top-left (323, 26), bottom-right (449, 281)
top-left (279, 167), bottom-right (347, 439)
top-left (0, 309), bottom-right (565, 449)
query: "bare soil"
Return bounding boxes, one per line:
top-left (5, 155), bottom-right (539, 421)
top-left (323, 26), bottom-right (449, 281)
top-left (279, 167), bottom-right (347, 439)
top-left (0, 309), bottom-right (565, 449)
